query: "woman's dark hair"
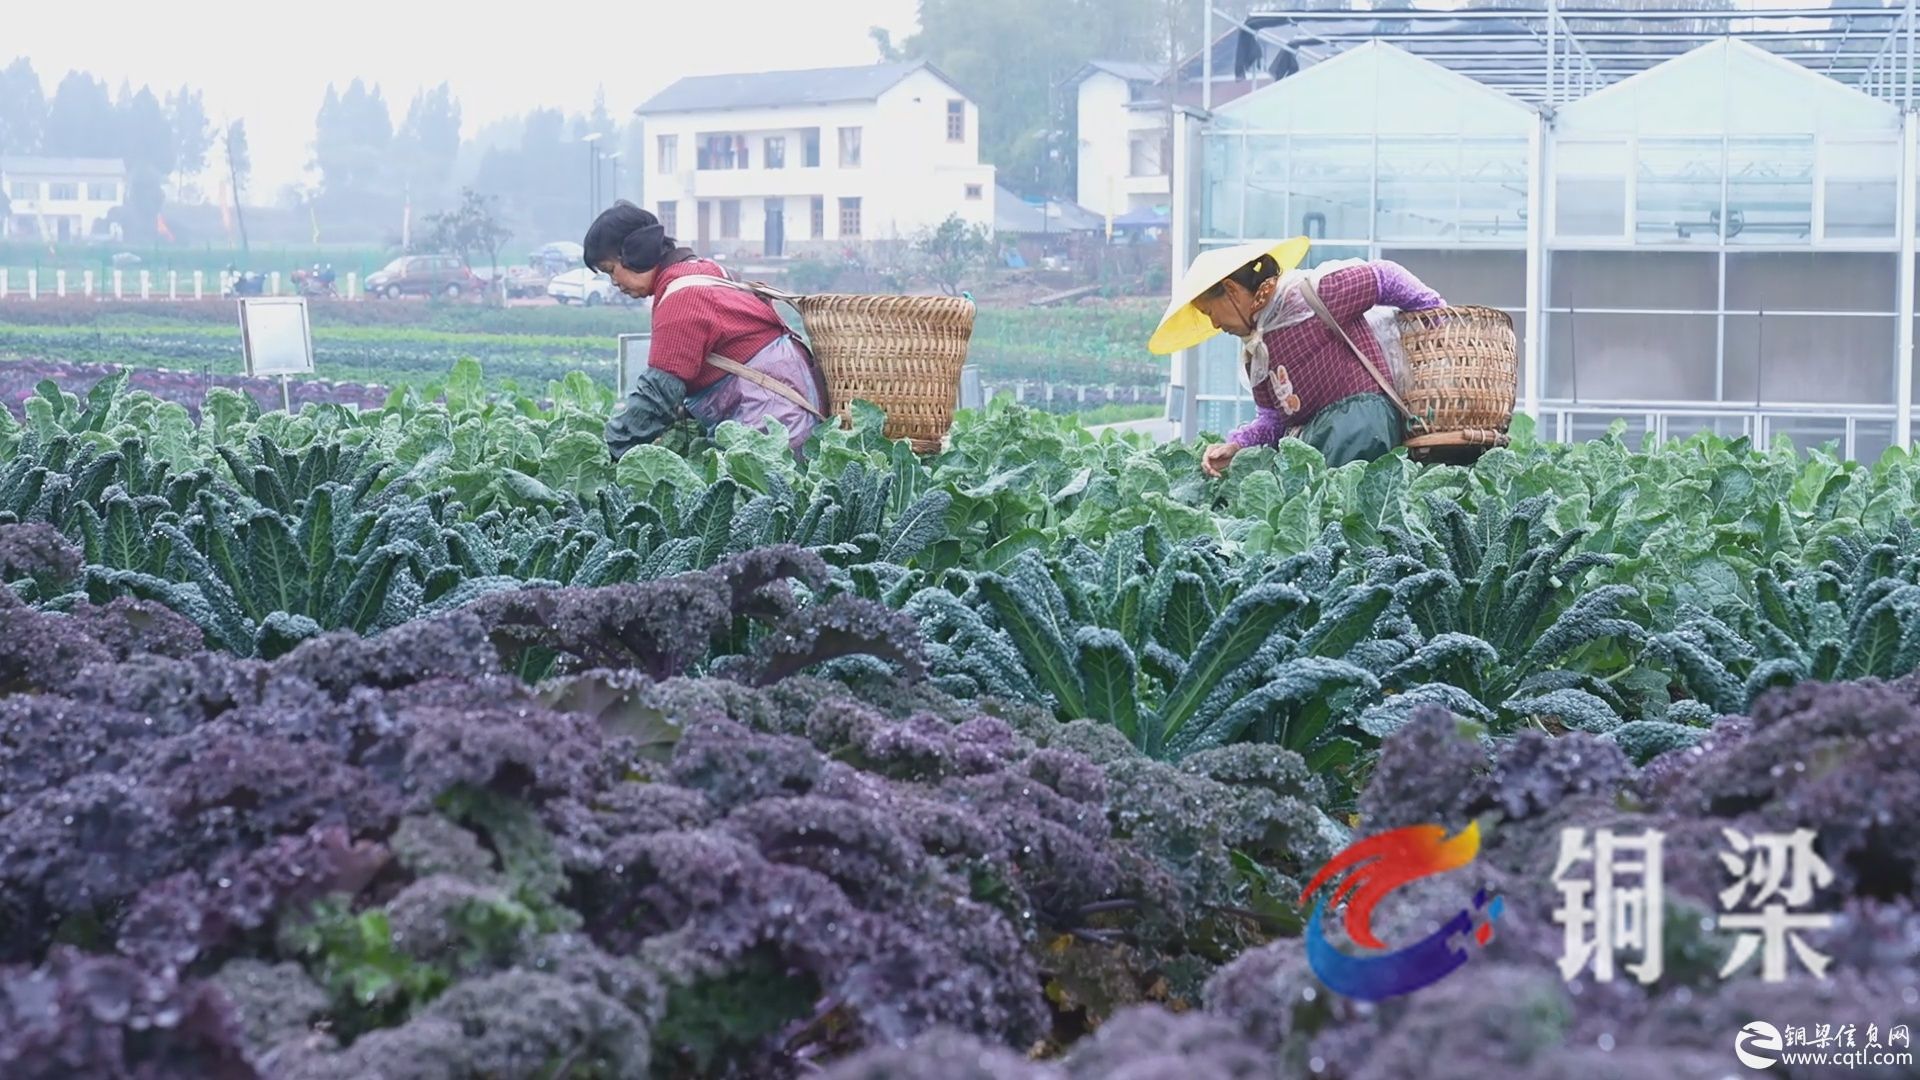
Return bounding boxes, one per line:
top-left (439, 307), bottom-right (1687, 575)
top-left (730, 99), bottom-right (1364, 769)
top-left (1200, 255), bottom-right (1281, 300)
top-left (582, 200), bottom-right (694, 273)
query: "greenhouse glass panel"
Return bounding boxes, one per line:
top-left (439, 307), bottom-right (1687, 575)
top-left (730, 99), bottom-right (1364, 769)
top-left (1197, 335), bottom-right (1245, 397)
top-left (1546, 312), bottom-right (1719, 401)
top-left (1242, 136), bottom-right (1291, 236)
top-left (1565, 412), bottom-right (1654, 447)
top-left (1855, 420), bottom-right (1895, 463)
top-left (1550, 251), bottom-right (1719, 311)
top-left (1725, 137), bottom-right (1814, 246)
top-left (1725, 252), bottom-right (1897, 314)
top-left (1722, 314), bottom-right (1896, 405)
top-left (1302, 244), bottom-right (1370, 270)
top-left (1376, 137), bottom-right (1459, 242)
top-left (1289, 138), bottom-right (1373, 241)
top-left (1763, 414), bottom-right (1851, 456)
top-left (1554, 139), bottom-right (1630, 240)
top-left (1202, 132), bottom-right (1244, 240)
top-left (1196, 398), bottom-right (1257, 437)
top-left (1822, 138), bottom-right (1899, 240)
top-left (1378, 250), bottom-right (1525, 309)
top-left (1721, 43), bottom-right (1897, 136)
top-left (1636, 138), bottom-right (1724, 245)
top-left (1214, 43), bottom-right (1531, 137)
top-left (1457, 138), bottom-right (1529, 243)
top-left (1558, 41), bottom-right (1899, 139)
top-left (1662, 414), bottom-right (1752, 443)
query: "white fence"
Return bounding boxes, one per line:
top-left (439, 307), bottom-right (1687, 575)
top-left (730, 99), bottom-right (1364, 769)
top-left (0, 270), bottom-right (360, 301)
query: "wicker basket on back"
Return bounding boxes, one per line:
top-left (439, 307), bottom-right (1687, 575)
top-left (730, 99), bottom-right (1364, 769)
top-left (789, 291), bottom-right (976, 453)
top-left (1299, 282), bottom-right (1519, 465)
top-left (1394, 305), bottom-right (1518, 462)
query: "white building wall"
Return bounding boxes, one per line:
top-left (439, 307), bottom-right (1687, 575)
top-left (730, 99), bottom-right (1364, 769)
top-left (642, 69), bottom-right (993, 259)
top-left (1077, 73), bottom-right (1132, 216)
top-left (2, 165), bottom-right (126, 242)
top-left (1078, 73), bottom-right (1173, 218)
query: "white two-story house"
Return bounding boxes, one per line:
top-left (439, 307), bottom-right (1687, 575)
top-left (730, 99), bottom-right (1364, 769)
top-left (1068, 38), bottom-right (1301, 222)
top-left (1066, 61), bottom-right (1172, 221)
top-left (1, 157), bottom-right (128, 243)
top-left (636, 61), bottom-right (995, 259)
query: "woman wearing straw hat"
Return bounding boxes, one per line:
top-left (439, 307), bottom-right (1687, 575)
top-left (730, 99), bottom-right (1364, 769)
top-left (1149, 238), bottom-right (1446, 474)
top-left (586, 201), bottom-right (830, 459)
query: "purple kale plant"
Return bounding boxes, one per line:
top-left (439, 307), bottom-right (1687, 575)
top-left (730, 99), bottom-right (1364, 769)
top-left (0, 551), bottom-right (1348, 1077)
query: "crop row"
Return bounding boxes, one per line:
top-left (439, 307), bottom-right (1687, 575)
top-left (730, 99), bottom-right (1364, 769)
top-left (2, 530), bottom-right (1911, 1077)
top-left (0, 299), bottom-right (1168, 388)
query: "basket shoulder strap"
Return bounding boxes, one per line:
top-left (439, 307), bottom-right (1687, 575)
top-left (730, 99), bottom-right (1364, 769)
top-left (1299, 277), bottom-right (1414, 422)
top-left (704, 354), bottom-right (826, 421)
top-left (662, 273), bottom-right (805, 309)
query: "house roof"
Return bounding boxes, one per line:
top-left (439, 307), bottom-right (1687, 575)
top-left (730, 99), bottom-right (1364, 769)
top-left (635, 61), bottom-right (966, 115)
top-left (0, 156), bottom-right (127, 178)
top-left (995, 186), bottom-right (1105, 234)
top-left (1060, 60), bottom-right (1169, 90)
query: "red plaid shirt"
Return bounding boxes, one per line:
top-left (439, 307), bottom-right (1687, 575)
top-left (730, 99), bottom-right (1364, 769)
top-left (1249, 265), bottom-right (1389, 424)
top-left (647, 258), bottom-right (790, 392)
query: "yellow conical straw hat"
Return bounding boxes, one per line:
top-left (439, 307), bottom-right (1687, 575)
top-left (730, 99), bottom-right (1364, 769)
top-left (1147, 237), bottom-right (1311, 355)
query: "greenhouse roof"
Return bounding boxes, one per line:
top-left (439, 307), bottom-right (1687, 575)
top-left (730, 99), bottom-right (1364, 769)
top-left (1222, 5), bottom-right (1919, 108)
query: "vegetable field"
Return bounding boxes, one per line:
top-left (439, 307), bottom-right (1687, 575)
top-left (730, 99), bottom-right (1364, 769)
top-left (2, 360), bottom-right (1917, 1078)
top-left (0, 299), bottom-right (1167, 404)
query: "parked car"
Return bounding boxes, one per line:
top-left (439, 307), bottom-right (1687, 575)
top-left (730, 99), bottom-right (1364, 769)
top-left (547, 267), bottom-right (642, 307)
top-left (365, 254), bottom-right (481, 300)
top-left (503, 264), bottom-right (552, 299)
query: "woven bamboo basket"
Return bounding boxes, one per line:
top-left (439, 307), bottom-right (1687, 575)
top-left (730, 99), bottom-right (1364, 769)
top-left (788, 292), bottom-right (976, 453)
top-left (1393, 305), bottom-right (1518, 456)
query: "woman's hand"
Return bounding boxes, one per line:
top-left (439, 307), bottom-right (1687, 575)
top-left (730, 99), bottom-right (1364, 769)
top-left (1202, 441), bottom-right (1240, 478)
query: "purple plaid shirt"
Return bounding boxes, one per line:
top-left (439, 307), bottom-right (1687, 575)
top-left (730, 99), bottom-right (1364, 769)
top-left (1227, 261), bottom-right (1444, 448)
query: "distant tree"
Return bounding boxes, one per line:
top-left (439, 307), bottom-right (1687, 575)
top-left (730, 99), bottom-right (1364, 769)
top-left (312, 79), bottom-right (398, 227)
top-left (395, 82), bottom-right (462, 206)
top-left (0, 59), bottom-right (46, 154)
top-left (41, 72), bottom-right (117, 157)
top-left (117, 85), bottom-right (174, 242)
top-left (223, 120), bottom-right (252, 252)
top-left (914, 214), bottom-right (993, 296)
top-left (423, 188), bottom-right (513, 300)
top-left (166, 85), bottom-right (214, 188)
top-left (884, 0), bottom-right (1163, 198)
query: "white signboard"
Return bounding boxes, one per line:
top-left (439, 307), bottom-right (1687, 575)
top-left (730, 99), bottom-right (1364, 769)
top-left (238, 297), bottom-right (316, 377)
top-left (617, 333), bottom-right (651, 397)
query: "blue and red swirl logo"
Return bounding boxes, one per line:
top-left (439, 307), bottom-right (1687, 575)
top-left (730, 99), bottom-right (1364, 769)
top-left (1301, 822), bottom-right (1503, 1001)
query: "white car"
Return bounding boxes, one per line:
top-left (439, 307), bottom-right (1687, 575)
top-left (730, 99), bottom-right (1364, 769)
top-left (548, 267), bottom-right (644, 307)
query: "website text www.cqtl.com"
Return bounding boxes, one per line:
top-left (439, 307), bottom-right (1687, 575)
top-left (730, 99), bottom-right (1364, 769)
top-left (1776, 1049), bottom-right (1915, 1071)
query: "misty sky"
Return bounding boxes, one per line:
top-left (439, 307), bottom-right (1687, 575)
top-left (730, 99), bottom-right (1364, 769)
top-left (5, 0), bottom-right (921, 194)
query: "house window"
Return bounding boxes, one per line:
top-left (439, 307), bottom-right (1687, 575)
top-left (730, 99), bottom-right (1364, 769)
top-left (48, 182), bottom-right (78, 201)
top-left (765, 136), bottom-right (786, 170)
top-left (720, 199), bottom-right (741, 239)
top-left (965, 183), bottom-right (983, 201)
top-left (1128, 136), bottom-right (1163, 178)
top-left (947, 100), bottom-right (965, 142)
top-left (658, 200), bottom-right (677, 237)
top-left (657, 135), bottom-right (678, 174)
top-left (810, 196), bottom-right (825, 239)
top-left (802, 128), bottom-right (821, 168)
top-left (9, 181), bottom-right (38, 200)
top-left (697, 134), bottom-right (748, 171)
top-left (87, 182), bottom-right (117, 201)
top-left (838, 127), bottom-right (862, 168)
top-left (839, 197), bottom-right (862, 238)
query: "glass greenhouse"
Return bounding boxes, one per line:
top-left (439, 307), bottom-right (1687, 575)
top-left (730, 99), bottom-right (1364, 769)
top-left (1165, 5), bottom-right (1920, 460)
